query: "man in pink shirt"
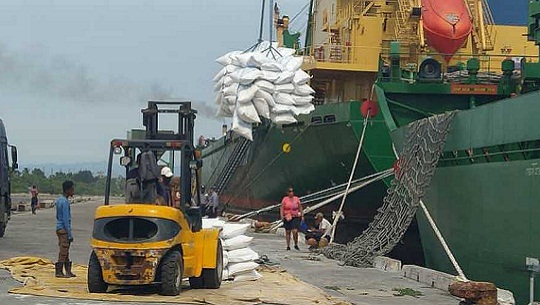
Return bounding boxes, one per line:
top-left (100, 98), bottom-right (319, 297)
top-left (280, 187), bottom-right (304, 250)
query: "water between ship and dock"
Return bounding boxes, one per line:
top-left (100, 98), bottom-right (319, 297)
top-left (0, 198), bottom-right (462, 305)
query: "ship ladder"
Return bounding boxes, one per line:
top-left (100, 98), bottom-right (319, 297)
top-left (213, 137), bottom-right (252, 194)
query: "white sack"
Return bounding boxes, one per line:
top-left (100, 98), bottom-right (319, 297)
top-left (292, 95), bottom-right (314, 105)
top-left (255, 80), bottom-right (275, 93)
top-left (228, 247), bottom-right (259, 263)
top-left (293, 70), bottom-right (310, 85)
top-left (253, 98), bottom-right (271, 119)
top-left (271, 112), bottom-right (297, 125)
top-left (214, 92), bottom-right (224, 105)
top-left (261, 61), bottom-right (283, 72)
top-left (283, 56), bottom-right (303, 72)
top-left (222, 83), bottom-right (239, 97)
top-left (223, 250), bottom-right (229, 267)
top-left (227, 261), bottom-right (259, 276)
top-left (260, 70), bottom-right (280, 82)
top-left (220, 223), bottom-right (250, 239)
top-left (292, 103), bottom-right (315, 116)
top-left (497, 289), bottom-right (515, 305)
top-left (216, 51), bottom-right (241, 66)
top-left (275, 83), bottom-right (295, 94)
top-left (277, 47), bottom-right (296, 57)
top-left (294, 83), bottom-right (315, 96)
top-left (202, 218), bottom-right (226, 229)
top-left (230, 68), bottom-right (261, 85)
top-left (222, 234), bottom-right (254, 251)
top-left (223, 95), bottom-right (237, 105)
top-left (233, 270), bottom-right (263, 282)
top-left (232, 111), bottom-right (253, 141)
top-left (272, 104), bottom-right (294, 114)
top-left (213, 78), bottom-right (224, 92)
top-left (274, 92), bottom-right (295, 105)
top-left (274, 71), bottom-right (295, 85)
top-left (216, 102), bottom-right (233, 117)
top-left (237, 85), bottom-right (258, 104)
top-left (222, 267), bottom-right (232, 280)
top-left (238, 103), bottom-right (261, 124)
top-left (255, 90), bottom-right (277, 108)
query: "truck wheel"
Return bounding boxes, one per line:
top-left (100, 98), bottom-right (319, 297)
top-left (160, 250), bottom-right (184, 296)
top-left (87, 251), bottom-right (108, 293)
top-left (201, 239), bottom-right (223, 289)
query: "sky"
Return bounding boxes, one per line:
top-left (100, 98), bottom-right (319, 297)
top-left (0, 0), bottom-right (308, 165)
top-left (0, 0), bottom-right (530, 166)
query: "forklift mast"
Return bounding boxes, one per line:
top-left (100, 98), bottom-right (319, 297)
top-left (142, 101), bottom-right (197, 144)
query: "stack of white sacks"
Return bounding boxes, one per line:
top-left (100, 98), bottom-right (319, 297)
top-left (202, 219), bottom-right (262, 282)
top-left (213, 42), bottom-right (316, 140)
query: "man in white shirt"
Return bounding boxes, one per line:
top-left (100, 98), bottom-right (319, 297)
top-left (306, 212), bottom-right (333, 249)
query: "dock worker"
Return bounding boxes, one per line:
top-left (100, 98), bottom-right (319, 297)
top-left (55, 180), bottom-right (76, 278)
top-left (157, 166), bottom-right (173, 206)
top-left (305, 212), bottom-right (333, 250)
top-left (280, 187), bottom-right (303, 251)
top-left (206, 187), bottom-right (219, 218)
top-left (30, 185), bottom-right (39, 214)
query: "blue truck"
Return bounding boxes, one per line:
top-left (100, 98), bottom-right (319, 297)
top-left (0, 118), bottom-right (17, 237)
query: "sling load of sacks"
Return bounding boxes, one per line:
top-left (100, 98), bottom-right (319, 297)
top-left (202, 219), bottom-right (262, 282)
top-left (213, 42), bottom-right (316, 140)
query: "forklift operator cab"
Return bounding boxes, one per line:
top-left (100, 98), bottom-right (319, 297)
top-left (88, 102), bottom-right (220, 296)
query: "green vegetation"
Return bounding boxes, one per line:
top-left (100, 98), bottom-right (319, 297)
top-left (11, 168), bottom-right (125, 196)
top-left (392, 288), bottom-right (423, 298)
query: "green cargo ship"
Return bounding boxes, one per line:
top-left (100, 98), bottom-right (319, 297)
top-left (373, 1), bottom-right (540, 303)
top-left (202, 0), bottom-right (538, 302)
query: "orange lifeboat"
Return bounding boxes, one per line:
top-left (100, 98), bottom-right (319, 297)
top-left (422, 0), bottom-right (472, 61)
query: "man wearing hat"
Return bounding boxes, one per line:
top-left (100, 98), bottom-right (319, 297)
top-left (305, 212), bottom-right (333, 249)
top-left (157, 166), bottom-right (174, 206)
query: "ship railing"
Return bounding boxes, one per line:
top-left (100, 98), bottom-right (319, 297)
top-left (298, 44), bottom-right (386, 65)
top-left (377, 52), bottom-right (540, 83)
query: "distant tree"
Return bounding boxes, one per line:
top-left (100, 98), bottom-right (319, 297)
top-left (73, 170), bottom-right (95, 184)
top-left (31, 168), bottom-right (46, 179)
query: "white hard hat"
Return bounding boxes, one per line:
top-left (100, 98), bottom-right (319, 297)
top-left (161, 166), bottom-right (173, 178)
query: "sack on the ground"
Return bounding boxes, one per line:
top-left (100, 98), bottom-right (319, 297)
top-left (228, 247), bottom-right (259, 263)
top-left (233, 269), bottom-right (263, 282)
top-left (220, 223), bottom-right (250, 239)
top-left (223, 251), bottom-right (229, 267)
top-left (222, 235), bottom-right (253, 251)
top-left (222, 267), bottom-right (232, 280)
top-left (227, 261), bottom-right (259, 276)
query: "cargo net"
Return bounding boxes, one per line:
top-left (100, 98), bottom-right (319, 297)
top-left (319, 111), bottom-right (456, 267)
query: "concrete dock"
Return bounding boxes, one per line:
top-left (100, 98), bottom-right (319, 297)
top-left (0, 199), bottom-right (461, 305)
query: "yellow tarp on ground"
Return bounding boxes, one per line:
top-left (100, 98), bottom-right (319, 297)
top-left (0, 257), bottom-right (349, 305)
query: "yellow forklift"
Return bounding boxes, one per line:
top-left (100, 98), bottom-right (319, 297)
top-left (88, 101), bottom-right (222, 295)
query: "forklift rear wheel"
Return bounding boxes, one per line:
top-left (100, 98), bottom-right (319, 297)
top-left (87, 251), bottom-right (108, 293)
top-left (160, 250), bottom-right (184, 296)
top-left (188, 239), bottom-right (223, 289)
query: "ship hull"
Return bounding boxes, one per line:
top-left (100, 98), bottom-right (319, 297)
top-left (377, 85), bottom-right (540, 304)
top-left (201, 101), bottom-right (423, 262)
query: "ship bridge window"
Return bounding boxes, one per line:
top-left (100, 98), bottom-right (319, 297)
top-left (323, 115), bottom-right (336, 123)
top-left (311, 116), bottom-right (322, 125)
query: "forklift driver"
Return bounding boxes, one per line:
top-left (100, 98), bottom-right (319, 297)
top-left (125, 151), bottom-right (160, 204)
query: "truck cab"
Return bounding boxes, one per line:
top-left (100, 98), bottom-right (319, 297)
top-left (0, 118), bottom-right (18, 237)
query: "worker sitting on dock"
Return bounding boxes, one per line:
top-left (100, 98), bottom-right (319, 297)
top-left (305, 212), bottom-right (333, 250)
